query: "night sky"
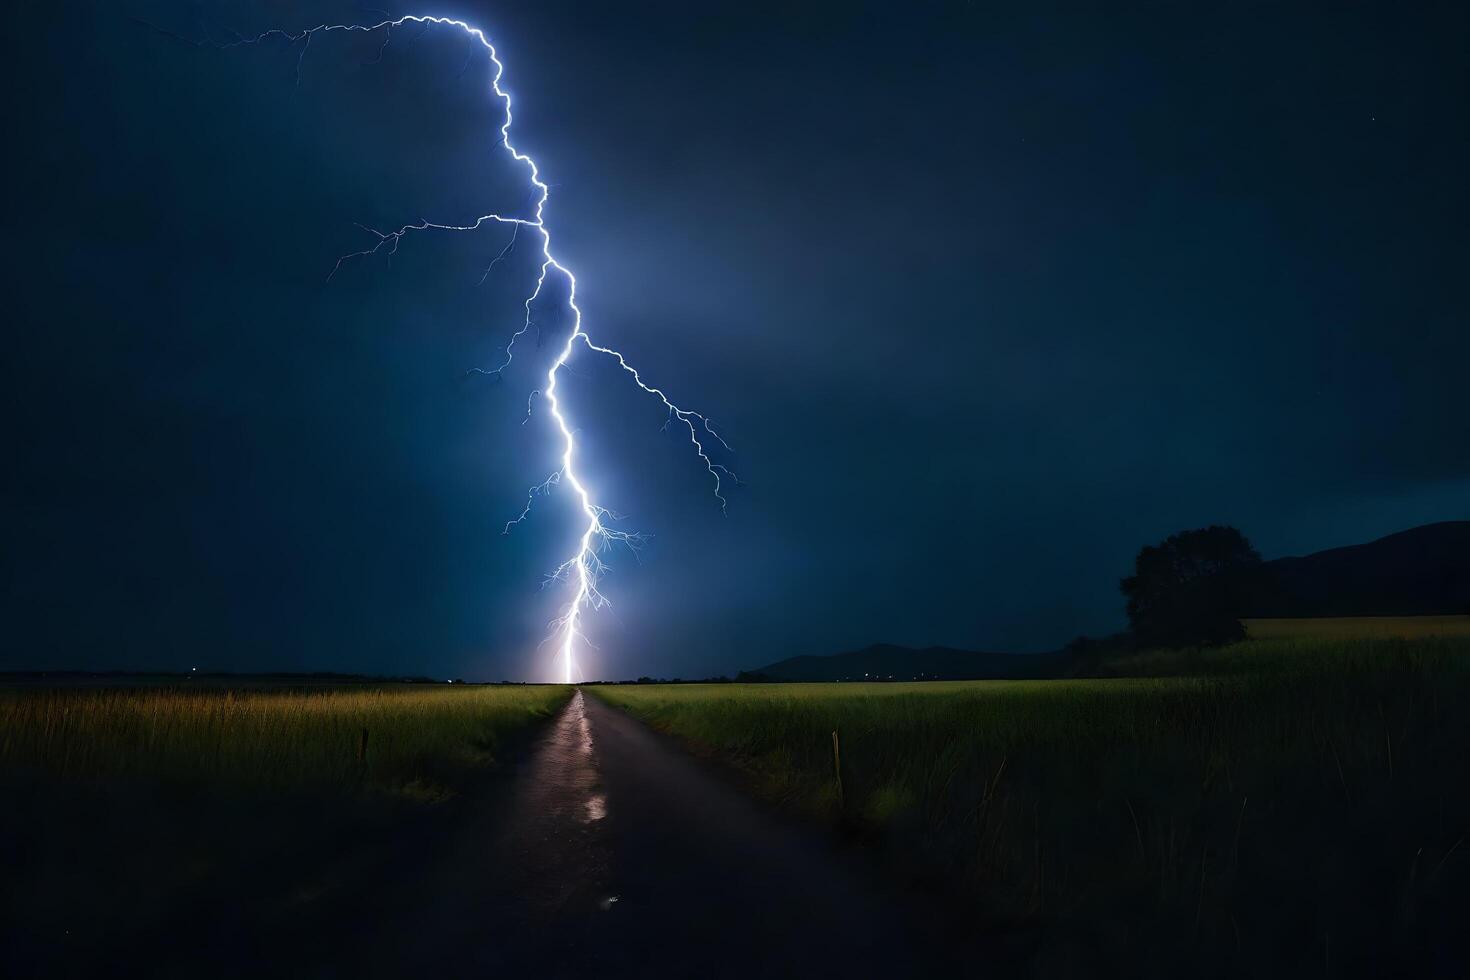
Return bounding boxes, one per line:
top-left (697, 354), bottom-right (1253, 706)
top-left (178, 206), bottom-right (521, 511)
top-left (4, 2), bottom-right (1467, 680)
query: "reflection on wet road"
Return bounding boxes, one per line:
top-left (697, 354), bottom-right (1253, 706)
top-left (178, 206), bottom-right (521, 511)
top-left (524, 689), bottom-right (605, 828)
top-left (369, 688), bottom-right (962, 978)
top-left (485, 689), bottom-right (617, 925)
top-left (366, 688), bottom-right (618, 973)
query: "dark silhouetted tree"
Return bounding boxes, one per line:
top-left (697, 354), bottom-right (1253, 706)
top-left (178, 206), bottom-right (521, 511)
top-left (1121, 525), bottom-right (1263, 648)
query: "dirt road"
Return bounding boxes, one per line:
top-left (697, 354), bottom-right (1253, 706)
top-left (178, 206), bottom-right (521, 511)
top-left (10, 690), bottom-right (983, 978)
top-left (374, 689), bottom-right (973, 977)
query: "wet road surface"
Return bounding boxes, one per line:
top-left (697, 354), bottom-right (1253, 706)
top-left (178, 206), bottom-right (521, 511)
top-left (374, 689), bottom-right (976, 978)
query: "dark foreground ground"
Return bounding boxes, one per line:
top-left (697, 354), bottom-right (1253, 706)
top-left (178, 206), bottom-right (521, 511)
top-left (6, 691), bottom-right (982, 979)
top-left (13, 637), bottom-right (1470, 977)
top-left (378, 691), bottom-right (979, 977)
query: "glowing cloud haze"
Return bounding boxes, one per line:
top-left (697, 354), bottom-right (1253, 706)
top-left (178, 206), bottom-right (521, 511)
top-left (234, 16), bottom-right (735, 682)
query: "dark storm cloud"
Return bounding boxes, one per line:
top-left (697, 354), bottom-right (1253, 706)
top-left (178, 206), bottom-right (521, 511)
top-left (3, 1), bottom-right (1466, 678)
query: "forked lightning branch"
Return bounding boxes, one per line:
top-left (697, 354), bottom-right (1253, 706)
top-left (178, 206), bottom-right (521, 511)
top-left (235, 16), bottom-right (735, 682)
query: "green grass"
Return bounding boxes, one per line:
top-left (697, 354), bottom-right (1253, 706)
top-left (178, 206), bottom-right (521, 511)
top-left (591, 637), bottom-right (1470, 976)
top-left (2, 682), bottom-right (573, 968)
top-left (1245, 615), bottom-right (1470, 640)
top-left (1103, 631), bottom-right (1470, 678)
top-left (0, 683), bottom-right (571, 798)
top-left (1, 681), bottom-right (574, 963)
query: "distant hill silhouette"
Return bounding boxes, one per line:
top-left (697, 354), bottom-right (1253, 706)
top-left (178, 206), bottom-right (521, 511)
top-left (744, 644), bottom-right (1065, 682)
top-left (1249, 521), bottom-right (1470, 618)
top-left (748, 522), bottom-right (1469, 682)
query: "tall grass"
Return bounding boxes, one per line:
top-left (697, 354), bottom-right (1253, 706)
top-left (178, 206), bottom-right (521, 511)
top-left (593, 638), bottom-right (1470, 976)
top-left (2, 683), bottom-right (572, 971)
top-left (0, 684), bottom-right (571, 797)
top-left (1245, 615), bottom-right (1470, 640)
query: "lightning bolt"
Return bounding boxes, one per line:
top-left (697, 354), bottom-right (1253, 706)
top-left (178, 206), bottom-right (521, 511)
top-left (228, 16), bottom-right (736, 682)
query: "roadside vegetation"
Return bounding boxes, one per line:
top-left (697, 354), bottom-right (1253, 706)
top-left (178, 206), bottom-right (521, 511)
top-left (1, 681), bottom-right (570, 971)
top-left (0, 682), bottom-right (571, 797)
top-left (592, 636), bottom-right (1470, 977)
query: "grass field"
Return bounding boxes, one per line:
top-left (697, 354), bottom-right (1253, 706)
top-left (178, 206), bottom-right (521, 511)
top-left (1, 681), bottom-right (573, 967)
top-left (1245, 615), bottom-right (1470, 640)
top-left (592, 636), bottom-right (1470, 976)
top-left (0, 683), bottom-right (571, 798)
